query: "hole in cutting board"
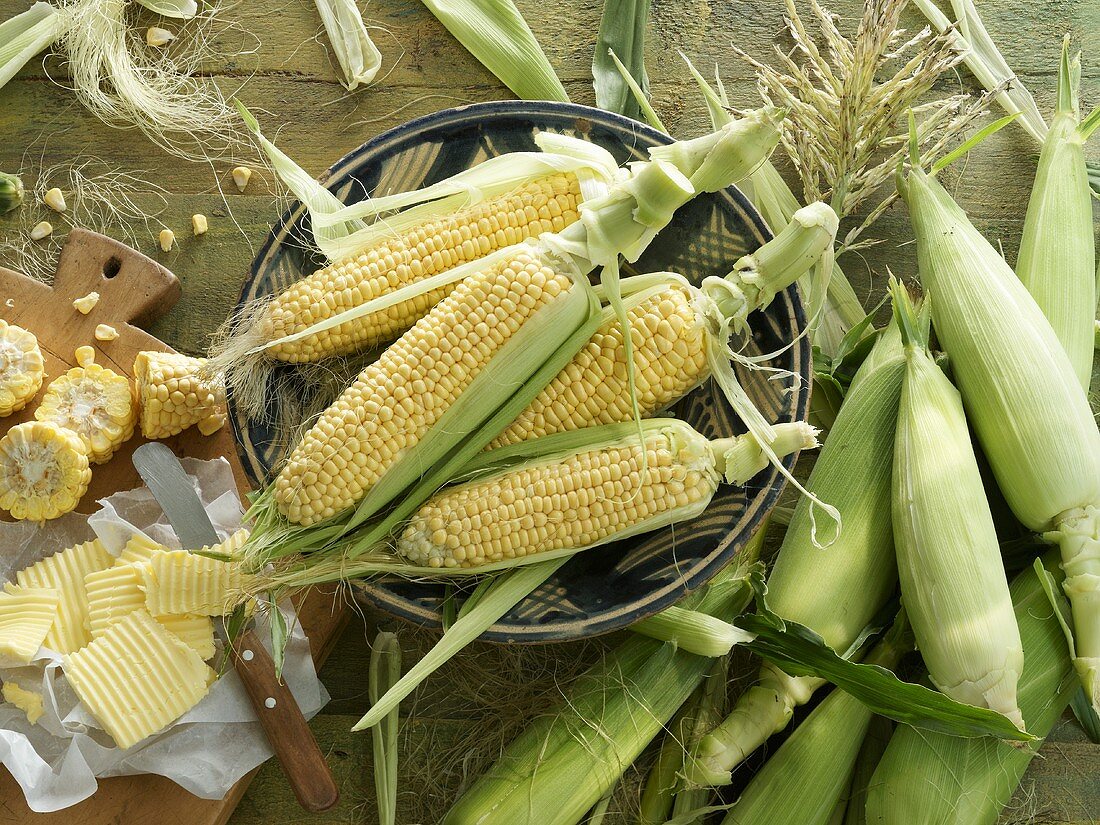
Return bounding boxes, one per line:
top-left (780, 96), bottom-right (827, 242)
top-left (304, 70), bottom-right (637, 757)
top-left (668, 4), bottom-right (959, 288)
top-left (102, 256), bottom-right (122, 279)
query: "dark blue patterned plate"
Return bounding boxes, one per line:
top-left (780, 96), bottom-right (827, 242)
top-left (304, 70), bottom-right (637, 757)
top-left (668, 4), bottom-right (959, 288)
top-left (232, 100), bottom-right (810, 643)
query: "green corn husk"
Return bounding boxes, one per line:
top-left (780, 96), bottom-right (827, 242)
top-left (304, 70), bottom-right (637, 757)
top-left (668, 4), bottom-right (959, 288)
top-left (865, 552), bottom-right (1077, 825)
top-left (1015, 39), bottom-right (1098, 389)
top-left (890, 282), bottom-right (1024, 729)
top-left (718, 630), bottom-right (906, 825)
top-left (442, 552), bottom-right (762, 825)
top-left (593, 0), bottom-right (651, 120)
top-left (684, 322), bottom-right (906, 786)
top-left (0, 172), bottom-right (23, 214)
top-left (368, 631), bottom-right (401, 825)
top-left (841, 715), bottom-right (892, 825)
top-left (899, 139), bottom-right (1100, 713)
top-left (314, 0), bottom-right (382, 91)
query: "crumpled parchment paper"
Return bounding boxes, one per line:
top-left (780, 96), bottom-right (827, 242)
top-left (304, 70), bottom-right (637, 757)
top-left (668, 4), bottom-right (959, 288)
top-left (0, 458), bottom-right (330, 813)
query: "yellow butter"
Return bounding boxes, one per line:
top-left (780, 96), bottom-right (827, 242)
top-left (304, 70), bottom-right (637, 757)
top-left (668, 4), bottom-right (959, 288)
top-left (0, 587), bottom-right (60, 662)
top-left (114, 533), bottom-right (168, 567)
top-left (12, 540), bottom-right (112, 653)
top-left (85, 564), bottom-right (147, 638)
top-left (154, 613), bottom-right (216, 660)
top-left (142, 530), bottom-right (248, 617)
top-left (64, 609), bottom-right (214, 750)
top-left (2, 681), bottom-right (45, 724)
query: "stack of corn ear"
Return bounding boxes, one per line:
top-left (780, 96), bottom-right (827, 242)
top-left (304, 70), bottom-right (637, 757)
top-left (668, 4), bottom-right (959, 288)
top-left (685, 320), bottom-right (905, 786)
top-left (899, 128), bottom-right (1100, 713)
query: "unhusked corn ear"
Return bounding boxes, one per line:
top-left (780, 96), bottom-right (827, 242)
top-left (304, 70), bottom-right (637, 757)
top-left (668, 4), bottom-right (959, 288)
top-left (134, 351), bottom-right (225, 439)
top-left (65, 609), bottom-right (214, 749)
top-left (276, 250), bottom-right (575, 525)
top-left (35, 355), bottom-right (136, 464)
top-left (142, 530), bottom-right (248, 616)
top-left (11, 539), bottom-right (112, 653)
top-left (0, 319), bottom-right (44, 416)
top-left (0, 586), bottom-right (60, 662)
top-left (264, 174), bottom-right (583, 362)
top-left (490, 285), bottom-right (708, 448)
top-left (399, 431), bottom-right (718, 568)
top-left (0, 421), bottom-right (92, 521)
top-left (115, 532), bottom-right (168, 566)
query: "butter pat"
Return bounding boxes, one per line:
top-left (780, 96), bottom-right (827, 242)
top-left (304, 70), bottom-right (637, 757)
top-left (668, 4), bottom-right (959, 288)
top-left (115, 533), bottom-right (167, 567)
top-left (12, 540), bottom-right (112, 653)
top-left (85, 564), bottom-right (147, 638)
top-left (0, 587), bottom-right (60, 662)
top-left (142, 530), bottom-right (248, 617)
top-left (155, 613), bottom-right (216, 660)
top-left (2, 682), bottom-right (45, 724)
top-left (65, 609), bottom-right (213, 749)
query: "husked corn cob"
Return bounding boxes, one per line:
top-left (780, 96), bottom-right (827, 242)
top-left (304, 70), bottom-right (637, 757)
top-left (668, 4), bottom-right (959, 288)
top-left (134, 351), bottom-right (224, 439)
top-left (276, 249), bottom-right (576, 526)
top-left (0, 319), bottom-right (44, 416)
top-left (35, 350), bottom-right (135, 464)
top-left (0, 421), bottom-right (92, 521)
top-left (489, 285), bottom-right (709, 448)
top-left (264, 174), bottom-right (583, 362)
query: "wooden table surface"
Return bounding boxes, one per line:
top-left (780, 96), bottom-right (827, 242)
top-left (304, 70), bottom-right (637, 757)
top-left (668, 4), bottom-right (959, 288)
top-left (1, 0), bottom-right (1097, 822)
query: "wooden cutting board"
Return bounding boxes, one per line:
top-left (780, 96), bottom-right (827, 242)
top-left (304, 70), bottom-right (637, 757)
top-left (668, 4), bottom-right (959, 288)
top-left (0, 229), bottom-right (347, 825)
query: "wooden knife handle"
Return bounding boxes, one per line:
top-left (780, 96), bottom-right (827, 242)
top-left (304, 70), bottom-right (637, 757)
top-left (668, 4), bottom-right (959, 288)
top-left (230, 628), bottom-right (340, 813)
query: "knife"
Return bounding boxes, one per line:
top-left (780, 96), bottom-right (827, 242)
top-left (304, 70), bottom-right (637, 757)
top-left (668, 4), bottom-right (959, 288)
top-left (132, 442), bottom-right (339, 813)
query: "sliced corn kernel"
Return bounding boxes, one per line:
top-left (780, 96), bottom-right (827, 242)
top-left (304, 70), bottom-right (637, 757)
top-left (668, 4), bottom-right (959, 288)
top-left (196, 412), bottom-right (225, 436)
top-left (0, 319), bottom-right (45, 416)
top-left (64, 609), bottom-right (213, 749)
top-left (231, 166), bottom-right (252, 192)
top-left (94, 324), bottom-right (119, 342)
top-left (0, 422), bottom-right (92, 522)
top-left (158, 228), bottom-right (175, 252)
top-left (191, 213), bottom-right (208, 235)
top-left (72, 291), bottom-right (100, 314)
top-left (142, 530), bottom-right (248, 616)
top-left (36, 353), bottom-right (136, 464)
top-left (133, 350), bottom-right (224, 439)
top-left (146, 26), bottom-right (174, 47)
top-left (42, 187), bottom-right (66, 212)
top-left (2, 682), bottom-right (44, 724)
top-left (10, 539), bottom-right (112, 652)
top-left (29, 221), bottom-right (52, 241)
top-left (0, 586), bottom-right (60, 662)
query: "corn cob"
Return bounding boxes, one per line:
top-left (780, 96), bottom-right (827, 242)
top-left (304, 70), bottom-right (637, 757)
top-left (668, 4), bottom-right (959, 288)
top-left (0, 171), bottom-right (23, 214)
top-left (134, 350), bottom-right (224, 439)
top-left (35, 348), bottom-right (135, 463)
top-left (398, 419), bottom-right (816, 570)
top-left (0, 421), bottom-right (92, 521)
top-left (0, 319), bottom-right (44, 416)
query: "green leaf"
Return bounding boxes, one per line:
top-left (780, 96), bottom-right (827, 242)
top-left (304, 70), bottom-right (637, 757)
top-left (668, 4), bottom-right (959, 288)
top-left (929, 113), bottom-right (1021, 174)
top-left (1087, 159), bottom-right (1100, 198)
top-left (593, 0), bottom-right (651, 119)
top-left (1071, 687), bottom-right (1100, 743)
top-left (369, 632), bottom-right (402, 825)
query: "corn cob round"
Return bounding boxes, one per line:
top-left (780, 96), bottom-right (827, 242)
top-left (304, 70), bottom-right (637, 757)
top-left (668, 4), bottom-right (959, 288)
top-left (134, 351), bottom-right (224, 439)
top-left (0, 421), bottom-right (92, 521)
top-left (488, 285), bottom-right (710, 449)
top-left (264, 174), bottom-right (583, 362)
top-left (275, 249), bottom-right (576, 526)
top-left (36, 355), bottom-right (136, 464)
top-left (0, 319), bottom-right (44, 417)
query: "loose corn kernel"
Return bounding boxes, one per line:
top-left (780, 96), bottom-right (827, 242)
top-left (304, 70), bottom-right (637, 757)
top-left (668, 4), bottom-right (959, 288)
top-left (158, 228), bottom-right (175, 252)
top-left (197, 412), bottom-right (226, 436)
top-left (0, 320), bottom-right (44, 416)
top-left (191, 213), bottom-right (208, 235)
top-left (231, 166), bottom-right (252, 192)
top-left (264, 173), bottom-right (584, 362)
top-left (73, 291), bottom-right (100, 314)
top-left (490, 285), bottom-right (710, 448)
top-left (0, 421), bottom-right (92, 521)
top-left (94, 324), bottom-right (119, 342)
top-left (30, 221), bottom-right (52, 241)
top-left (75, 345), bottom-right (95, 367)
top-left (35, 352), bottom-right (136, 464)
top-left (42, 187), bottom-right (66, 212)
top-left (146, 26), bottom-right (174, 47)
top-left (133, 350), bottom-right (224, 439)
top-left (275, 250), bottom-right (572, 525)
top-left (399, 432), bottom-right (715, 568)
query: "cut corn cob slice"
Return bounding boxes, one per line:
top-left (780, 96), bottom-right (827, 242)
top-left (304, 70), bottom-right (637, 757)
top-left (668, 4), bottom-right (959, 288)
top-left (10, 539), bottom-right (112, 653)
top-left (142, 530), bottom-right (248, 616)
top-left (35, 353), bottom-right (136, 464)
top-left (0, 319), bottom-right (44, 416)
top-left (900, 141), bottom-right (1100, 711)
top-left (134, 350), bottom-right (224, 439)
top-left (64, 608), bottom-right (214, 749)
top-left (2, 682), bottom-right (44, 724)
top-left (398, 418), bottom-right (817, 570)
top-left (0, 586), bottom-right (60, 662)
top-left (890, 282), bottom-right (1024, 730)
top-left (0, 421), bottom-right (92, 521)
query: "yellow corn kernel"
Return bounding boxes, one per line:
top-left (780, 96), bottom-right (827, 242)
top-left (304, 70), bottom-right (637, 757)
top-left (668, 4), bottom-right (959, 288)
top-left (264, 174), bottom-right (584, 362)
top-left (275, 251), bottom-right (573, 525)
top-left (64, 609), bottom-right (214, 749)
top-left (75, 345), bottom-right (95, 367)
top-left (231, 166), bottom-right (252, 192)
top-left (197, 412), bottom-right (226, 436)
top-left (133, 350), bottom-right (225, 439)
top-left (159, 228), bottom-right (175, 252)
top-left (42, 187), bottom-right (66, 212)
top-left (35, 356), bottom-right (136, 464)
top-left (142, 529), bottom-right (248, 616)
top-left (0, 586), bottom-right (60, 662)
top-left (94, 324), bottom-right (119, 342)
top-left (490, 285), bottom-right (709, 448)
top-left (72, 291), bottom-right (100, 314)
top-left (2, 682), bottom-right (45, 724)
top-left (29, 221), bottom-right (52, 241)
top-left (10, 539), bottom-right (112, 652)
top-left (399, 433), bottom-right (715, 568)
top-left (115, 532), bottom-right (168, 566)
top-left (0, 421), bottom-right (92, 522)
top-left (0, 319), bottom-right (45, 416)
top-left (191, 213), bottom-right (208, 235)
top-left (145, 25), bottom-right (174, 46)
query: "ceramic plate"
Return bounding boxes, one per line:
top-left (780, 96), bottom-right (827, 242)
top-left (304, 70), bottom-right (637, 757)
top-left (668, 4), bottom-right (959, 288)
top-left (232, 100), bottom-right (810, 642)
